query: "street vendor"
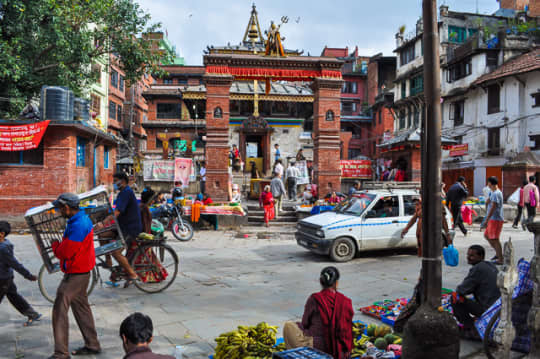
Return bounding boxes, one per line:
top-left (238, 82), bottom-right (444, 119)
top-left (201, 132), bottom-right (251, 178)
top-left (283, 266), bottom-right (353, 358)
top-left (300, 185), bottom-right (314, 205)
top-left (451, 245), bottom-right (500, 335)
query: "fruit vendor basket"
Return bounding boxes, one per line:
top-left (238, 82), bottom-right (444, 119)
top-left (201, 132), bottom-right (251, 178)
top-left (24, 185), bottom-right (125, 274)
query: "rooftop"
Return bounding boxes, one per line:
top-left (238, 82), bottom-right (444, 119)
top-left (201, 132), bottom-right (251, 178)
top-left (473, 48), bottom-right (540, 86)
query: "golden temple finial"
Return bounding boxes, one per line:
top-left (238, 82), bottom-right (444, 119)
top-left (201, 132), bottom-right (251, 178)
top-left (243, 4), bottom-right (265, 44)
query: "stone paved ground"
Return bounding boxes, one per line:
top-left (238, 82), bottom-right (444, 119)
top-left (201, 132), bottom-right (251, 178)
top-left (0, 223), bottom-right (535, 359)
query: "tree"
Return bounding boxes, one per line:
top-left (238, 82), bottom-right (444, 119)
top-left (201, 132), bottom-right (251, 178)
top-left (0, 0), bottom-right (171, 117)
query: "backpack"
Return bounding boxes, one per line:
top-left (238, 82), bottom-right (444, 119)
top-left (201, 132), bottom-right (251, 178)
top-left (530, 189), bottom-right (537, 207)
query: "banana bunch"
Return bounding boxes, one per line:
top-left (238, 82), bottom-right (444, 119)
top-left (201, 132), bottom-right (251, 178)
top-left (352, 322), bottom-right (366, 338)
top-left (351, 334), bottom-right (371, 358)
top-left (214, 322), bottom-right (284, 359)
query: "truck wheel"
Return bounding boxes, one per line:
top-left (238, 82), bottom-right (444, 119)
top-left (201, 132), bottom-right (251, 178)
top-left (330, 237), bottom-right (356, 262)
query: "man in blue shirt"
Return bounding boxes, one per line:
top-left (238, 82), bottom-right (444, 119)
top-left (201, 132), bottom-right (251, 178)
top-left (113, 172), bottom-right (140, 284)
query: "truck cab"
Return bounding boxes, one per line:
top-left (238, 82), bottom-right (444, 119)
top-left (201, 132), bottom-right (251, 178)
top-left (295, 189), bottom-right (452, 262)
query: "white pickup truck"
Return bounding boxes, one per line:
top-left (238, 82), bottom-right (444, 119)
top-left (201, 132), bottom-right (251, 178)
top-left (295, 189), bottom-right (453, 262)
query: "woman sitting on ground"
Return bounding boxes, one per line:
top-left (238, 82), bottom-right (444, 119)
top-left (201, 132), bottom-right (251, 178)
top-left (283, 267), bottom-right (353, 359)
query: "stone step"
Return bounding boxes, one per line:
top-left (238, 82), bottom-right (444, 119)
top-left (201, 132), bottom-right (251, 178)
top-left (248, 216), bottom-right (297, 223)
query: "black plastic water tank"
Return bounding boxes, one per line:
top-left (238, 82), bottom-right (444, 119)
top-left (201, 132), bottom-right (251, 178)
top-left (74, 98), bottom-right (90, 122)
top-left (40, 86), bottom-right (74, 122)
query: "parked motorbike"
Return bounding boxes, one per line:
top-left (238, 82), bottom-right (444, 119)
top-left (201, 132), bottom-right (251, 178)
top-left (152, 202), bottom-right (194, 241)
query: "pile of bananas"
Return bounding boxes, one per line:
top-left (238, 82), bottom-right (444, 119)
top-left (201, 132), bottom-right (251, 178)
top-left (214, 322), bottom-right (286, 359)
top-left (351, 334), bottom-right (370, 358)
top-left (352, 322), bottom-right (366, 338)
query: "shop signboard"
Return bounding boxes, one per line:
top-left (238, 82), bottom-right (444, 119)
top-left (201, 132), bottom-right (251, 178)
top-left (340, 160), bottom-right (372, 179)
top-left (0, 120), bottom-right (50, 151)
top-left (449, 144), bottom-right (468, 157)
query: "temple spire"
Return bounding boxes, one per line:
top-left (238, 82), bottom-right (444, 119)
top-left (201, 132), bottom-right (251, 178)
top-left (243, 4), bottom-right (265, 44)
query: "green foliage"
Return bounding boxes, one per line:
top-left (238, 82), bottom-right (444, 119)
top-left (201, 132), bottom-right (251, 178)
top-left (0, 0), bottom-right (171, 117)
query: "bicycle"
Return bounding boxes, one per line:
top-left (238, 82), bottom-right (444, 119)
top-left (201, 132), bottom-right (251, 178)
top-left (38, 226), bottom-right (179, 303)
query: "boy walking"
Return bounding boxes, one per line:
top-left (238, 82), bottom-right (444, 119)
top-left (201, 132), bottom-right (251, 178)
top-left (0, 221), bottom-right (42, 326)
top-left (480, 177), bottom-right (504, 265)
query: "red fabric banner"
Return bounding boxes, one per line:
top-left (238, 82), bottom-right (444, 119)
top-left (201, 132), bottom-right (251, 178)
top-left (0, 120), bottom-right (50, 151)
top-left (340, 160), bottom-right (372, 179)
top-left (206, 66), bottom-right (342, 81)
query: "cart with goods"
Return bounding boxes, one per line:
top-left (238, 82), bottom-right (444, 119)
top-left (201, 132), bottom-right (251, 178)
top-left (25, 186), bottom-right (178, 303)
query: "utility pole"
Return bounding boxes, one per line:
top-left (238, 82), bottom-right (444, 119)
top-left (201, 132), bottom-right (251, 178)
top-left (402, 1), bottom-right (460, 357)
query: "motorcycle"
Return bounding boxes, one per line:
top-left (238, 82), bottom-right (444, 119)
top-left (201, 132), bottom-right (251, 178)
top-left (152, 202), bottom-right (194, 241)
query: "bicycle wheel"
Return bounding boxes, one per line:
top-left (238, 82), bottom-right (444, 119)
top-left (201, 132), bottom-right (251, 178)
top-left (483, 308), bottom-right (501, 359)
top-left (38, 264), bottom-right (97, 304)
top-left (130, 243), bottom-right (179, 293)
top-left (172, 220), bottom-right (193, 241)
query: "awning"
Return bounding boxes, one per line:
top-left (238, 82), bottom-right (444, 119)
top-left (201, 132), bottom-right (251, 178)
top-left (377, 128), bottom-right (458, 149)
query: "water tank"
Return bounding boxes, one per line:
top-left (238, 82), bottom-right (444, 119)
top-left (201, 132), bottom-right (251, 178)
top-left (40, 86), bottom-right (74, 122)
top-left (74, 98), bottom-right (90, 122)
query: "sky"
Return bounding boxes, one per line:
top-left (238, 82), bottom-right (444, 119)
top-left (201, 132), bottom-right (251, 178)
top-left (136, 0), bottom-right (501, 65)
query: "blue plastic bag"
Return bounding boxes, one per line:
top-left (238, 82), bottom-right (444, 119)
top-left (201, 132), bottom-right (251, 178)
top-left (443, 244), bottom-right (459, 267)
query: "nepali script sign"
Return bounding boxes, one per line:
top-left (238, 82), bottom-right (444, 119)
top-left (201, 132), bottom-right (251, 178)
top-left (449, 144), bottom-right (468, 157)
top-left (340, 160), bottom-right (372, 179)
top-left (0, 120), bottom-right (50, 151)
top-left (143, 160), bottom-right (175, 181)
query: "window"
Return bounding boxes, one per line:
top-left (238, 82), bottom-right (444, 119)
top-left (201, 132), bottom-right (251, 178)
top-left (341, 102), bottom-right (357, 113)
top-left (104, 146), bottom-right (110, 169)
top-left (487, 85), bottom-right (500, 114)
top-left (403, 195), bottom-right (417, 216)
top-left (401, 82), bottom-right (406, 99)
top-left (450, 100), bottom-right (465, 126)
top-left (178, 78), bottom-right (188, 85)
top-left (90, 94), bottom-right (101, 115)
top-left (111, 70), bottom-right (118, 88)
top-left (447, 59), bottom-right (471, 82)
top-left (487, 52), bottom-right (498, 68)
top-left (157, 103), bottom-right (181, 119)
top-left (413, 109), bottom-right (420, 128)
top-left (531, 92), bottom-right (540, 107)
top-left (76, 137), bottom-right (87, 167)
top-left (530, 135), bottom-right (540, 150)
top-left (91, 64), bottom-right (101, 84)
top-left (109, 101), bottom-right (116, 120)
top-left (341, 81), bottom-right (358, 94)
top-left (366, 196), bottom-right (400, 218)
top-left (0, 141), bottom-right (44, 165)
top-left (117, 105), bottom-right (122, 123)
top-left (448, 26), bottom-right (477, 44)
top-left (156, 138), bottom-right (163, 149)
top-left (487, 127), bottom-right (501, 156)
top-left (400, 44), bottom-right (415, 65)
top-left (163, 78), bottom-right (173, 84)
top-left (410, 75), bottom-right (423, 96)
top-left (119, 76), bottom-right (124, 91)
top-left (399, 110), bottom-right (406, 129)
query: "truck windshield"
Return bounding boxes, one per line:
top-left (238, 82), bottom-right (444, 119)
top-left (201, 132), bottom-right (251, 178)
top-left (334, 192), bottom-right (376, 216)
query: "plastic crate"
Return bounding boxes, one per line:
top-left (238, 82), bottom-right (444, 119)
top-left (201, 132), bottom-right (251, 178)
top-left (272, 347), bottom-right (332, 358)
top-left (25, 186), bottom-right (125, 273)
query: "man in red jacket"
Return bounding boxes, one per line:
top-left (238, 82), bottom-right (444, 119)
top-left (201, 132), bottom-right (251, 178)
top-left (49, 193), bottom-right (101, 359)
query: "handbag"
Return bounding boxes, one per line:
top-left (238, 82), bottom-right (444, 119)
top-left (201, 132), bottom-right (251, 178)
top-left (530, 189), bottom-right (537, 207)
top-left (443, 244), bottom-right (459, 267)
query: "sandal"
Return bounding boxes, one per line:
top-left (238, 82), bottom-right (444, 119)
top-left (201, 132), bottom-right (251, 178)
top-left (123, 277), bottom-right (138, 288)
top-left (24, 313), bottom-right (42, 327)
top-left (72, 346), bottom-right (101, 356)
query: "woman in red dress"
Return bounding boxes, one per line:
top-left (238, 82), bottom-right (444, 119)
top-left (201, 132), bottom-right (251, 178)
top-left (259, 185), bottom-right (275, 227)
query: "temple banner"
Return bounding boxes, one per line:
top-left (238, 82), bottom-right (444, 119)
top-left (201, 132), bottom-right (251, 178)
top-left (143, 160), bottom-right (175, 181)
top-left (0, 120), bottom-right (50, 151)
top-left (340, 160), bottom-right (372, 179)
top-left (296, 160), bottom-right (310, 185)
top-left (174, 158), bottom-right (193, 187)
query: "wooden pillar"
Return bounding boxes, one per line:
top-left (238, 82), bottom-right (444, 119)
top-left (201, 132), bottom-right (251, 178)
top-left (204, 74), bottom-right (233, 201)
top-left (311, 78), bottom-right (342, 197)
top-left (528, 221), bottom-right (540, 357)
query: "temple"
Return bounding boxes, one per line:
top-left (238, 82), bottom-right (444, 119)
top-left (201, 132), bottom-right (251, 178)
top-left (143, 5), bottom-right (344, 198)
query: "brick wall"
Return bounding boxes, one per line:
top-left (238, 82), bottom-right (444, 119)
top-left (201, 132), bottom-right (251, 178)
top-left (367, 60), bottom-right (379, 105)
top-left (499, 0), bottom-right (529, 11)
top-left (0, 127), bottom-right (116, 217)
top-left (340, 132), bottom-right (352, 159)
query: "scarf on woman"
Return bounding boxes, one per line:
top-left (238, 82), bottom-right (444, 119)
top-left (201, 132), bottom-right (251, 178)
top-left (311, 288), bottom-right (353, 359)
